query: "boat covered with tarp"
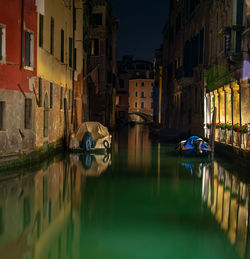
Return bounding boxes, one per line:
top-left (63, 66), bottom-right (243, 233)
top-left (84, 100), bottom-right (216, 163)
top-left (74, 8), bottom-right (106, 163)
top-left (177, 136), bottom-right (211, 157)
top-left (69, 121), bottom-right (112, 152)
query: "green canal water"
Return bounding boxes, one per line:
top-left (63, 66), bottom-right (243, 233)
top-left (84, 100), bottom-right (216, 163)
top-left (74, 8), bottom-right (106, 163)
top-left (0, 125), bottom-right (249, 259)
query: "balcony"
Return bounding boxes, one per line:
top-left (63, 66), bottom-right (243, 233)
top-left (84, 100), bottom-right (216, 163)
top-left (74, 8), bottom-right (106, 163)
top-left (175, 67), bottom-right (194, 87)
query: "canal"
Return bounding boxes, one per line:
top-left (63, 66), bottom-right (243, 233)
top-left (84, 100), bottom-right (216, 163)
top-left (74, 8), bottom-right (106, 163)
top-left (0, 125), bottom-right (249, 259)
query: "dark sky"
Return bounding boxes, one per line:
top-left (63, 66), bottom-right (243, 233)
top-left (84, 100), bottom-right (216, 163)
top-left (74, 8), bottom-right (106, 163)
top-left (109, 0), bottom-right (169, 62)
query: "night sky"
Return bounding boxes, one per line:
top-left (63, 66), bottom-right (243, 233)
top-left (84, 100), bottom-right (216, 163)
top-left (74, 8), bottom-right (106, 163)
top-left (109, 0), bottom-right (169, 62)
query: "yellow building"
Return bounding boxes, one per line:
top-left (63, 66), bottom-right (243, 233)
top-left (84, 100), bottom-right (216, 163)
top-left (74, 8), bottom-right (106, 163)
top-left (35, 0), bottom-right (74, 147)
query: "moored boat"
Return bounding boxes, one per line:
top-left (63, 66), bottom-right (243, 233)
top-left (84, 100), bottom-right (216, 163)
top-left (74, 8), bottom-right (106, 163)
top-left (177, 136), bottom-right (211, 157)
top-left (69, 122), bottom-right (112, 152)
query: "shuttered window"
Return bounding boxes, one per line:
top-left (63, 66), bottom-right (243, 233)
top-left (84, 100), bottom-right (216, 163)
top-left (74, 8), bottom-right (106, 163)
top-left (61, 29), bottom-right (64, 62)
top-left (24, 98), bottom-right (32, 129)
top-left (0, 101), bottom-right (4, 131)
top-left (50, 82), bottom-right (53, 108)
top-left (39, 14), bottom-right (43, 47)
top-left (25, 31), bottom-right (31, 66)
top-left (60, 87), bottom-right (63, 109)
top-left (73, 48), bottom-right (77, 70)
top-left (50, 17), bottom-right (54, 54)
top-left (38, 78), bottom-right (42, 107)
top-left (69, 37), bottom-right (72, 67)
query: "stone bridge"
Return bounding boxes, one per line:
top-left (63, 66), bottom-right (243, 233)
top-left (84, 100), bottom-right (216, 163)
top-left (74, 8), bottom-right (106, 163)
top-left (128, 112), bottom-right (153, 123)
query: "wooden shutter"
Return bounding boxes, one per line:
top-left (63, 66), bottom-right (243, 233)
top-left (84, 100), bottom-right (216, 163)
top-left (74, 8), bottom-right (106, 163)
top-left (25, 31), bottom-right (31, 66)
top-left (25, 98), bottom-right (32, 129)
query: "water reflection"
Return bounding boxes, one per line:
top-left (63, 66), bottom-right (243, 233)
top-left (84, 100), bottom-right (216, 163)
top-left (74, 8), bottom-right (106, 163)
top-left (201, 162), bottom-right (249, 259)
top-left (0, 152), bottom-right (112, 259)
top-left (0, 125), bottom-right (249, 259)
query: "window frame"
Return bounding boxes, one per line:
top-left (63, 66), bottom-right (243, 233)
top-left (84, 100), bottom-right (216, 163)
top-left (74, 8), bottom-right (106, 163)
top-left (24, 30), bottom-right (34, 69)
top-left (0, 24), bottom-right (6, 63)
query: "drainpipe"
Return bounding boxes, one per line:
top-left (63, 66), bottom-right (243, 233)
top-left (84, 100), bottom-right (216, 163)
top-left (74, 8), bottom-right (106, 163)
top-left (20, 0), bottom-right (24, 69)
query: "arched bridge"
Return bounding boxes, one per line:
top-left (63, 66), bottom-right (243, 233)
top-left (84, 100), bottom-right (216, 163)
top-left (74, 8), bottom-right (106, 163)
top-left (128, 112), bottom-right (153, 123)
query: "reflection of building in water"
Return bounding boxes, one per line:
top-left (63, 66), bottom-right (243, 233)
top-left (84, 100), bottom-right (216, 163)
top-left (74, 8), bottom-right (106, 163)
top-left (128, 125), bottom-right (151, 171)
top-left (202, 161), bottom-right (249, 259)
top-left (0, 158), bottom-right (84, 259)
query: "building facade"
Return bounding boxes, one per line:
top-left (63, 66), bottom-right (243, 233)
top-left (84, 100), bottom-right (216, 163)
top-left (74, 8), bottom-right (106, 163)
top-left (204, 0), bottom-right (250, 149)
top-left (0, 0), bottom-right (37, 153)
top-left (87, 0), bottom-right (119, 127)
top-left (129, 78), bottom-right (154, 118)
top-left (161, 0), bottom-right (209, 136)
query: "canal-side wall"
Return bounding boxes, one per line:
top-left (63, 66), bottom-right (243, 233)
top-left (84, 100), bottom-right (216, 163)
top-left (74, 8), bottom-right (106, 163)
top-left (0, 139), bottom-right (64, 172)
top-left (214, 141), bottom-right (250, 168)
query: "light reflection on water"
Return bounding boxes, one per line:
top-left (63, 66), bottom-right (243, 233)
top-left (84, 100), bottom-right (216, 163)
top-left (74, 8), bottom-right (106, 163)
top-left (0, 125), bottom-right (249, 259)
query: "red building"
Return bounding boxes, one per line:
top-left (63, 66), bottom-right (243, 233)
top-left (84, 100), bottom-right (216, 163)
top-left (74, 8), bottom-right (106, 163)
top-left (0, 0), bottom-right (37, 153)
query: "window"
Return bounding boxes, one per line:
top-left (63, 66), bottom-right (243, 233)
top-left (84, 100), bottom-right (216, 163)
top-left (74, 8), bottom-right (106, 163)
top-left (0, 25), bottom-right (6, 62)
top-left (39, 14), bottom-right (44, 47)
top-left (141, 102), bottom-right (145, 109)
top-left (141, 82), bottom-right (144, 86)
top-left (73, 48), bottom-right (77, 70)
top-left (50, 82), bottom-right (53, 108)
top-left (60, 87), bottom-right (63, 109)
top-left (135, 91), bottom-right (138, 97)
top-left (38, 78), bottom-right (42, 107)
top-left (0, 101), bottom-right (5, 131)
top-left (151, 82), bottom-right (154, 86)
top-left (91, 39), bottom-right (99, 56)
top-left (25, 31), bottom-right (34, 67)
top-left (24, 98), bottom-right (32, 129)
top-left (92, 13), bottom-right (102, 26)
top-left (50, 17), bottom-right (54, 54)
top-left (61, 29), bottom-right (64, 62)
top-left (135, 102), bottom-right (137, 108)
top-left (141, 91), bottom-right (145, 98)
top-left (136, 82), bottom-right (138, 86)
top-left (69, 37), bottom-right (72, 67)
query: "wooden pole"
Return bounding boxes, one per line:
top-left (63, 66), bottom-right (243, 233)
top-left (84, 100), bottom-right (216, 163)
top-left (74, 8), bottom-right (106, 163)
top-left (210, 106), bottom-right (217, 161)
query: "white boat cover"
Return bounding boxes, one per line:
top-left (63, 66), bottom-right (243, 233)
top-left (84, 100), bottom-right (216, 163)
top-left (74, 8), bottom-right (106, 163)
top-left (75, 121), bottom-right (110, 142)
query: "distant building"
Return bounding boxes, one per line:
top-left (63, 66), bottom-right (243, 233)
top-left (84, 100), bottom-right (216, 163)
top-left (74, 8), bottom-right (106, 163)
top-left (129, 77), bottom-right (154, 118)
top-left (116, 56), bottom-right (154, 123)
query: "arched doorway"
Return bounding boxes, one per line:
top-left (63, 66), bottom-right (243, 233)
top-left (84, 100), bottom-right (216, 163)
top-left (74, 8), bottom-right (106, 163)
top-left (44, 93), bottom-right (49, 137)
